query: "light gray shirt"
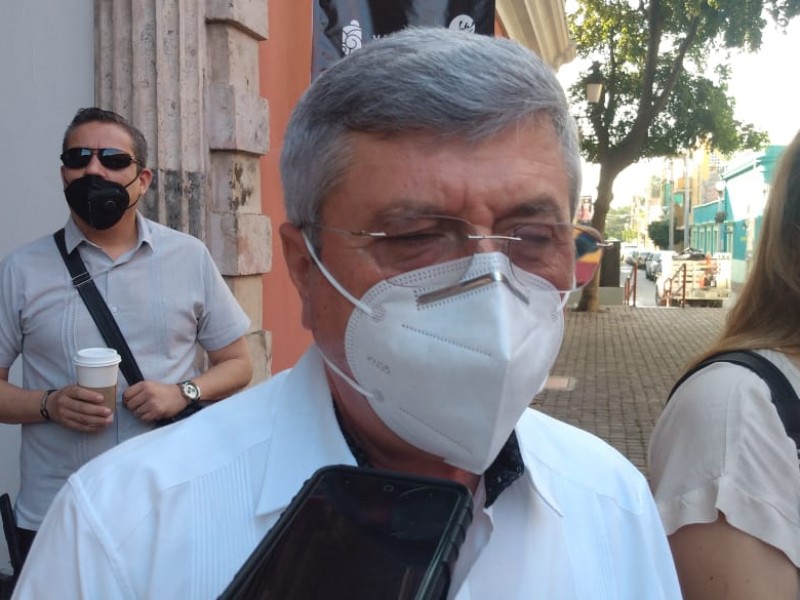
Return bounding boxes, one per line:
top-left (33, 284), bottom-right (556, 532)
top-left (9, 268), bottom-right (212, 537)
top-left (0, 213), bottom-right (250, 528)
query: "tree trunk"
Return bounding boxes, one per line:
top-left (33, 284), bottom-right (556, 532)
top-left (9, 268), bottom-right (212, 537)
top-left (576, 166), bottom-right (617, 311)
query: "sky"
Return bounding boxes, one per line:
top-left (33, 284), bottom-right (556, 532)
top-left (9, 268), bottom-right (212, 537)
top-left (557, 14), bottom-right (800, 202)
top-left (727, 17), bottom-right (800, 145)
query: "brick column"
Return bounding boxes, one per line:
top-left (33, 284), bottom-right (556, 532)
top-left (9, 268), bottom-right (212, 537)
top-left (94, 0), bottom-right (272, 382)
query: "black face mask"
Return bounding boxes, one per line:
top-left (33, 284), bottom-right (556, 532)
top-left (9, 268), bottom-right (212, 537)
top-left (64, 174), bottom-right (139, 230)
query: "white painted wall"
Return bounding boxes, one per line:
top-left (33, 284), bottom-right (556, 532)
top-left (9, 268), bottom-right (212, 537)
top-left (0, 1), bottom-right (93, 573)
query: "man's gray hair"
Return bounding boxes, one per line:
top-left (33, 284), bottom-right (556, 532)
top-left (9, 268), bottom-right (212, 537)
top-left (280, 27), bottom-right (581, 227)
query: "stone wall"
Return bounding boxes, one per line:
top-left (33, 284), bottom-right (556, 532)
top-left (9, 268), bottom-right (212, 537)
top-left (94, 0), bottom-right (271, 382)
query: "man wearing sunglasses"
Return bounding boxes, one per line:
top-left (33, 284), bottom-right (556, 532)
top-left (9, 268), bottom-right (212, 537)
top-left (0, 107), bottom-right (253, 570)
top-left (13, 31), bottom-right (679, 599)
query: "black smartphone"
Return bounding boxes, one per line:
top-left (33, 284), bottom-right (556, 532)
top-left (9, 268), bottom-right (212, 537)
top-left (219, 465), bottom-right (474, 600)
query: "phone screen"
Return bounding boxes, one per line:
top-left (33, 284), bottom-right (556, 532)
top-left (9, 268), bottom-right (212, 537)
top-left (220, 466), bottom-right (473, 600)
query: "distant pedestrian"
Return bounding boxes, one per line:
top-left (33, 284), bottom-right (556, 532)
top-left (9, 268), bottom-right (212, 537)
top-left (649, 129), bottom-right (800, 599)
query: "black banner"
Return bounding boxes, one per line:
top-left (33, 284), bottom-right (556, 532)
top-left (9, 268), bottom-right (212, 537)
top-left (312, 0), bottom-right (496, 78)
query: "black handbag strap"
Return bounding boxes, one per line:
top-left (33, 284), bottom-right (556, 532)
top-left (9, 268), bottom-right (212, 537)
top-left (53, 229), bottom-right (144, 386)
top-left (668, 350), bottom-right (800, 457)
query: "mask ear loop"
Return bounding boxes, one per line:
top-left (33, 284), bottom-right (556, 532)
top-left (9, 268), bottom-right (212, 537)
top-left (300, 230), bottom-right (378, 400)
top-left (557, 274), bottom-right (576, 311)
top-left (123, 169), bottom-right (146, 210)
top-left (301, 231), bottom-right (374, 316)
top-left (319, 350), bottom-right (378, 400)
top-left (122, 171), bottom-right (141, 188)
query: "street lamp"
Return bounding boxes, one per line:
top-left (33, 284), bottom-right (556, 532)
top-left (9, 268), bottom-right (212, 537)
top-left (585, 62), bottom-right (604, 104)
top-left (574, 63), bottom-right (604, 140)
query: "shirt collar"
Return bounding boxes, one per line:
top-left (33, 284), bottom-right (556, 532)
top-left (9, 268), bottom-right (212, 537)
top-left (513, 412), bottom-right (564, 516)
top-left (254, 348), bottom-right (560, 519)
top-left (64, 211), bottom-right (152, 254)
top-left (334, 401), bottom-right (525, 508)
top-left (255, 347), bottom-right (358, 517)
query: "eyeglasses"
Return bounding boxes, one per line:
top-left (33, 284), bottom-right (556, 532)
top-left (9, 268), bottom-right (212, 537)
top-left (307, 215), bottom-right (609, 290)
top-left (60, 147), bottom-right (142, 170)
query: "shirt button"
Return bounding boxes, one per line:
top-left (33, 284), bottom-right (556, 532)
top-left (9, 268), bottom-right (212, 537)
top-left (111, 306), bottom-right (119, 313)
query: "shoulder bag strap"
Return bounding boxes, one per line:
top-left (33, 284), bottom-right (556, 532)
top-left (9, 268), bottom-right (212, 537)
top-left (668, 349), bottom-right (800, 457)
top-left (53, 229), bottom-right (144, 385)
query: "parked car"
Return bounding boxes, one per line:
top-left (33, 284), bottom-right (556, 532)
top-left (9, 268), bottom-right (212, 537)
top-left (622, 246), bottom-right (639, 266)
top-left (645, 250), bottom-right (675, 281)
top-left (620, 244), bottom-right (638, 265)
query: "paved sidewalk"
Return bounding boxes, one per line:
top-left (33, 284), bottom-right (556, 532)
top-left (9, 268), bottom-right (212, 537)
top-left (534, 305), bottom-right (729, 476)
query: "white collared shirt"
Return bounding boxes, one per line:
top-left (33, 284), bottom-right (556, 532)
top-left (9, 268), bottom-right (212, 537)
top-left (13, 347), bottom-right (680, 599)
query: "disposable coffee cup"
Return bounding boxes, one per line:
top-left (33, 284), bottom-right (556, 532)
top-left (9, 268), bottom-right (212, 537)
top-left (74, 347), bottom-right (121, 412)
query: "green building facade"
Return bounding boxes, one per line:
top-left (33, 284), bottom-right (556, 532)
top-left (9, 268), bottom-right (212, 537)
top-left (688, 145), bottom-right (784, 287)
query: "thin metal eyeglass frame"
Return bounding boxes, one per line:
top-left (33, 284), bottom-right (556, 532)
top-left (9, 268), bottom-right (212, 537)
top-left (307, 219), bottom-right (608, 260)
top-left (305, 219), bottom-right (609, 300)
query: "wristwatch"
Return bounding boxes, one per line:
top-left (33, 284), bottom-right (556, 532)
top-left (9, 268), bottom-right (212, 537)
top-left (178, 380), bottom-right (201, 405)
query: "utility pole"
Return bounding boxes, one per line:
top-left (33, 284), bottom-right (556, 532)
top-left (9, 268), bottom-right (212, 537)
top-left (715, 180), bottom-right (725, 253)
top-left (668, 160), bottom-right (675, 250)
top-left (683, 154), bottom-right (691, 250)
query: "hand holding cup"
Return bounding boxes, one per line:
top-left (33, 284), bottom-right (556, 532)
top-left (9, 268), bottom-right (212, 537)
top-left (74, 347), bottom-right (121, 412)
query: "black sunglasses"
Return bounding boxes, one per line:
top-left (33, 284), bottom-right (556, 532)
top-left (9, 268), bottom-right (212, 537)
top-left (60, 147), bottom-right (142, 170)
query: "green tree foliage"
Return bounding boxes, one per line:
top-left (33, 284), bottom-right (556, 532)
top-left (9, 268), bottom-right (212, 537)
top-left (571, 0), bottom-right (798, 310)
top-left (649, 176), bottom-right (662, 199)
top-left (604, 205), bottom-right (634, 240)
top-left (648, 218), bottom-right (684, 249)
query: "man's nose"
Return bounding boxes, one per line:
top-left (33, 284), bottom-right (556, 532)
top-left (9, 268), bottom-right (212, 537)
top-left (83, 154), bottom-right (105, 175)
top-left (468, 233), bottom-right (517, 254)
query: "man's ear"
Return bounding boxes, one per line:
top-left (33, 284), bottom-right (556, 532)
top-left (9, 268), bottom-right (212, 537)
top-left (137, 167), bottom-right (153, 194)
top-left (280, 222), bottom-right (314, 330)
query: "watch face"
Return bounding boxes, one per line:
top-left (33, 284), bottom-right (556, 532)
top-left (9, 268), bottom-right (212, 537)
top-left (181, 381), bottom-right (200, 401)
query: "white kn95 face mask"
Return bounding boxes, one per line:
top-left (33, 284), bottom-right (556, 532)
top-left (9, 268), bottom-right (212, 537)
top-left (304, 233), bottom-right (566, 474)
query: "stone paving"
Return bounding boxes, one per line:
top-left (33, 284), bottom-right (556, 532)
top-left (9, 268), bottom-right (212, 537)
top-left (533, 305), bottom-right (729, 476)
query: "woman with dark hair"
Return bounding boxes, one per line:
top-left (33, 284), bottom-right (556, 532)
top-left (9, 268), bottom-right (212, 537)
top-left (649, 131), bottom-right (800, 599)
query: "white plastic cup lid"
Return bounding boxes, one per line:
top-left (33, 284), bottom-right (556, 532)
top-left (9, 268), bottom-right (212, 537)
top-left (73, 347), bottom-right (122, 368)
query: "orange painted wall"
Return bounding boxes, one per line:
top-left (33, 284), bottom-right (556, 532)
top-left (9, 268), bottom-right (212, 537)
top-left (259, 2), bottom-right (314, 374)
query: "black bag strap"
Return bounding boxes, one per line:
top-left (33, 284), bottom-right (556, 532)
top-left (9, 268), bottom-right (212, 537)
top-left (668, 350), bottom-right (800, 457)
top-left (53, 229), bottom-right (144, 386)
